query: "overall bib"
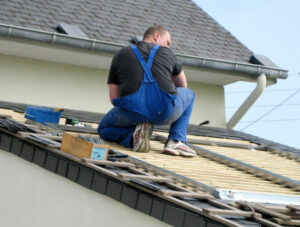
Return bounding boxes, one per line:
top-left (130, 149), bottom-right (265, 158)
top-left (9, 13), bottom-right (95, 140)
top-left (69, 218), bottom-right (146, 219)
top-left (112, 44), bottom-right (176, 119)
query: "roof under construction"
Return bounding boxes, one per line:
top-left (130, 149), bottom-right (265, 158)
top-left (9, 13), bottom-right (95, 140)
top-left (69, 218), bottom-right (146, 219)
top-left (0, 101), bottom-right (299, 227)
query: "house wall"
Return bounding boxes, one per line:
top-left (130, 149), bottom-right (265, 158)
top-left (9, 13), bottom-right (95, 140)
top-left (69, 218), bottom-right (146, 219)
top-left (0, 54), bottom-right (226, 127)
top-left (0, 149), bottom-right (170, 227)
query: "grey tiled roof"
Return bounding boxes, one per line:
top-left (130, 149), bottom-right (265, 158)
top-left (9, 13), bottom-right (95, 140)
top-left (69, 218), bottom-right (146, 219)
top-left (0, 0), bottom-right (253, 63)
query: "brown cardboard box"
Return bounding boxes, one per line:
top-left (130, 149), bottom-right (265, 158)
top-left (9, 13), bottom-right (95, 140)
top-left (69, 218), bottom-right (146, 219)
top-left (60, 133), bottom-right (109, 160)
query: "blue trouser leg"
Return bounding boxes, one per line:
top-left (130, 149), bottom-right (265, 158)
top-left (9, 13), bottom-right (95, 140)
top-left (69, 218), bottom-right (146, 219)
top-left (98, 88), bottom-right (195, 147)
top-left (98, 107), bottom-right (148, 148)
top-left (165, 88), bottom-right (195, 143)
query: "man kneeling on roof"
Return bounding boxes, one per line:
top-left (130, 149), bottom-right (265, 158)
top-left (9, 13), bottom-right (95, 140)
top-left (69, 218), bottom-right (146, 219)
top-left (98, 25), bottom-right (196, 157)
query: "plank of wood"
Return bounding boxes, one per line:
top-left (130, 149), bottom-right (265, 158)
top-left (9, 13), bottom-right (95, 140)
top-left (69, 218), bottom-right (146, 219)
top-left (128, 167), bottom-right (201, 196)
top-left (203, 208), bottom-right (261, 218)
top-left (18, 132), bottom-right (62, 148)
top-left (158, 190), bottom-right (213, 199)
top-left (117, 173), bottom-right (172, 183)
top-left (23, 123), bottom-right (47, 134)
top-left (208, 214), bottom-right (244, 227)
top-left (85, 163), bottom-right (118, 178)
top-left (47, 123), bottom-right (97, 134)
top-left (259, 205), bottom-right (290, 214)
top-left (286, 205), bottom-right (300, 212)
top-left (253, 217), bottom-right (283, 227)
top-left (82, 159), bottom-right (135, 168)
top-left (208, 199), bottom-right (239, 211)
top-left (48, 144), bottom-right (61, 148)
top-left (252, 204), bottom-right (291, 221)
top-left (273, 218), bottom-right (300, 226)
top-left (237, 201), bottom-right (292, 221)
top-left (0, 113), bottom-right (12, 119)
top-left (18, 132), bottom-right (62, 141)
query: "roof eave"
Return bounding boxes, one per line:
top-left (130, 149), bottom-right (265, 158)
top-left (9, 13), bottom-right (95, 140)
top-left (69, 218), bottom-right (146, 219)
top-left (0, 23), bottom-right (288, 80)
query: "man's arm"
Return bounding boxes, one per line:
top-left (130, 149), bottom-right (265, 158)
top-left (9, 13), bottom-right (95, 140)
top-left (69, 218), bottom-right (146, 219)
top-left (109, 84), bottom-right (119, 104)
top-left (172, 70), bottom-right (187, 88)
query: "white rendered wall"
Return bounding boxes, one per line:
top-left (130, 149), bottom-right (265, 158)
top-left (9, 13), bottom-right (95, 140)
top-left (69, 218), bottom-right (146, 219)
top-left (189, 82), bottom-right (225, 127)
top-left (0, 54), bottom-right (226, 127)
top-left (0, 54), bottom-right (111, 113)
top-left (0, 149), bottom-right (170, 227)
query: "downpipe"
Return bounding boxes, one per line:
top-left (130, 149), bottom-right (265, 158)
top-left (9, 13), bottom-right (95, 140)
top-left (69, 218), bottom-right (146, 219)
top-left (226, 73), bottom-right (266, 129)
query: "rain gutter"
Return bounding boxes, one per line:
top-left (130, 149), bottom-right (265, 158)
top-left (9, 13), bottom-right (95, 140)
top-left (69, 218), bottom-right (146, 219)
top-left (0, 23), bottom-right (288, 80)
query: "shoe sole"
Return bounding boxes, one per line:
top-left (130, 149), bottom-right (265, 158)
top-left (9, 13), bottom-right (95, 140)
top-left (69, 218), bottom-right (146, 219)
top-left (163, 148), bottom-right (180, 156)
top-left (164, 147), bottom-right (197, 157)
top-left (133, 123), bottom-right (152, 153)
top-left (178, 150), bottom-right (197, 157)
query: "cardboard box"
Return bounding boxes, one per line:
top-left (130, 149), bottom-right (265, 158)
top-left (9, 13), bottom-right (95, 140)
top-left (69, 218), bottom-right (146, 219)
top-left (61, 133), bottom-right (109, 160)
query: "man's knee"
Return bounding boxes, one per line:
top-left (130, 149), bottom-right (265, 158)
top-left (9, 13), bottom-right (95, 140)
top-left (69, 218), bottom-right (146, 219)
top-left (188, 88), bottom-right (195, 101)
top-left (97, 122), bottom-right (104, 136)
top-left (177, 87), bottom-right (195, 102)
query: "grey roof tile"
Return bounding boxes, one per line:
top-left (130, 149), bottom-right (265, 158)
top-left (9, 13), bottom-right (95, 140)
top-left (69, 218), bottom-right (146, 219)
top-left (0, 133), bottom-right (12, 151)
top-left (20, 143), bottom-right (34, 162)
top-left (0, 0), bottom-right (255, 63)
top-left (44, 153), bottom-right (58, 172)
top-left (57, 159), bottom-right (68, 177)
top-left (10, 137), bottom-right (23, 156)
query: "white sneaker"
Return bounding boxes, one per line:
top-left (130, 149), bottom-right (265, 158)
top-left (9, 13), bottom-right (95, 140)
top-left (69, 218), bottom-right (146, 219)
top-left (164, 140), bottom-right (197, 157)
top-left (132, 123), bottom-right (153, 153)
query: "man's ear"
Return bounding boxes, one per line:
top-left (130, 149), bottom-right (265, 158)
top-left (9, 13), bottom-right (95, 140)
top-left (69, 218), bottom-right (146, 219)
top-left (153, 31), bottom-right (160, 42)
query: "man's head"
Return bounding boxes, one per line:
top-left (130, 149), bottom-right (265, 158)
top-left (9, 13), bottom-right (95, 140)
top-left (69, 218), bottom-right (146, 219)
top-left (143, 25), bottom-right (171, 48)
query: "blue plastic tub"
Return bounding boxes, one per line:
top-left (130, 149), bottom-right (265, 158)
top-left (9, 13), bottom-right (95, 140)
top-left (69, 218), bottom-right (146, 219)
top-left (25, 106), bottom-right (62, 124)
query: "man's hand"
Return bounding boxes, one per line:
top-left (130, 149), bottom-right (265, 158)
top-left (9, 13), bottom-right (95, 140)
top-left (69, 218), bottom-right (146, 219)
top-left (172, 70), bottom-right (187, 88)
top-left (109, 84), bottom-right (119, 104)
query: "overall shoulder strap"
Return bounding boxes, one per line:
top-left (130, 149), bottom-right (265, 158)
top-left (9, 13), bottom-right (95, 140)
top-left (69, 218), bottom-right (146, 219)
top-left (130, 44), bottom-right (148, 72)
top-left (147, 44), bottom-right (160, 68)
top-left (130, 44), bottom-right (160, 82)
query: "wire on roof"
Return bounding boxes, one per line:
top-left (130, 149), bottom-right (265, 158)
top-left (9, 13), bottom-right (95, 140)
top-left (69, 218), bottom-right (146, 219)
top-left (227, 103), bottom-right (300, 108)
top-left (240, 89), bottom-right (300, 131)
top-left (240, 118), bottom-right (300, 123)
top-left (226, 88), bottom-right (300, 94)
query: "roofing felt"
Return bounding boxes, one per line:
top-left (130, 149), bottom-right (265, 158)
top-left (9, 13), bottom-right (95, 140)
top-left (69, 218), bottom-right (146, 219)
top-left (0, 0), bottom-right (254, 64)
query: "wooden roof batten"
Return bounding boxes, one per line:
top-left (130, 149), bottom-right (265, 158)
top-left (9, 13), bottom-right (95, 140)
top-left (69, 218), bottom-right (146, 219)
top-left (1, 115), bottom-right (300, 226)
top-left (1, 107), bottom-right (300, 198)
top-left (153, 134), bottom-right (300, 193)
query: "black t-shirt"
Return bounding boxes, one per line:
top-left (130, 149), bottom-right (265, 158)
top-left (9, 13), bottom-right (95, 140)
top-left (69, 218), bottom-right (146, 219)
top-left (107, 42), bottom-right (182, 97)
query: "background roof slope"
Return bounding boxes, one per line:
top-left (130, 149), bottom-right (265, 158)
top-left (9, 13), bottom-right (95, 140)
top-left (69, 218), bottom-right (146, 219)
top-left (0, 0), bottom-right (254, 63)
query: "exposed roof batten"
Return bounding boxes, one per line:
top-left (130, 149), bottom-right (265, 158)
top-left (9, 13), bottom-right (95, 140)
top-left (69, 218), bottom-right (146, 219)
top-left (0, 23), bottom-right (288, 79)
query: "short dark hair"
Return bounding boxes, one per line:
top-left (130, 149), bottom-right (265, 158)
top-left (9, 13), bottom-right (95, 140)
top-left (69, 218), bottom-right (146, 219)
top-left (143, 25), bottom-right (168, 40)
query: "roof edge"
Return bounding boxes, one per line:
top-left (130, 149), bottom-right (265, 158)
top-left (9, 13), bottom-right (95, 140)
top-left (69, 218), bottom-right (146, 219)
top-left (0, 23), bottom-right (288, 80)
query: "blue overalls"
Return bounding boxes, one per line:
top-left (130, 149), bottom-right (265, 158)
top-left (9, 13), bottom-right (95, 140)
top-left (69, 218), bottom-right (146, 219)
top-left (98, 44), bottom-right (195, 148)
top-left (113, 44), bottom-right (176, 119)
